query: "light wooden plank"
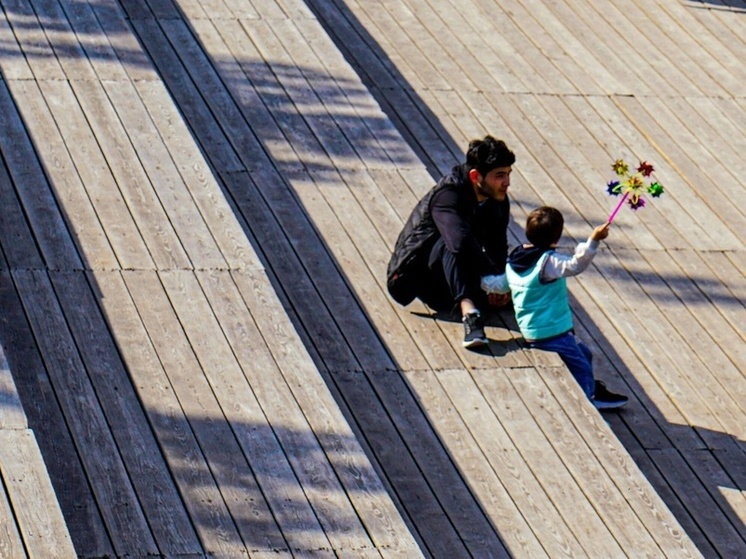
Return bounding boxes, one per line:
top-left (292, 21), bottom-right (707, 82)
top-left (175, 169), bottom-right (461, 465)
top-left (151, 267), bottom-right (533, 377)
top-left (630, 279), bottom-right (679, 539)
top-left (0, 81), bottom-right (81, 270)
top-left (0, 342), bottom-right (25, 429)
top-left (0, 430), bottom-right (76, 559)
top-left (198, 269), bottom-right (423, 557)
top-left (103, 78), bottom-right (228, 270)
top-left (122, 269), bottom-right (283, 556)
top-left (26, 0), bottom-right (97, 81)
top-left (0, 476), bottom-right (26, 559)
top-left (1, 0), bottom-right (66, 80)
top-left (10, 80), bottom-right (118, 270)
top-left (93, 270), bottom-right (246, 558)
top-left (39, 79), bottom-right (153, 270)
top-left (56, 0), bottom-right (129, 81)
top-left (160, 269), bottom-right (337, 554)
top-left (519, 366), bottom-right (701, 558)
top-left (0, 5), bottom-right (34, 80)
top-left (70, 79), bottom-right (190, 270)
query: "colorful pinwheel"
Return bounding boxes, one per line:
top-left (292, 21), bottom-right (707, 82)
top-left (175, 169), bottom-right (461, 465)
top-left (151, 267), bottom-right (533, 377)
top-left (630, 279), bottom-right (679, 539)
top-left (606, 159), bottom-right (665, 223)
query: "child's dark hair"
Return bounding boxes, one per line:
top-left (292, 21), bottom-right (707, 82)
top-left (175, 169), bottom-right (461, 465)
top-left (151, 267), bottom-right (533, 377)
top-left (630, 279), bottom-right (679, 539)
top-left (526, 206), bottom-right (564, 248)
top-left (466, 135), bottom-right (516, 176)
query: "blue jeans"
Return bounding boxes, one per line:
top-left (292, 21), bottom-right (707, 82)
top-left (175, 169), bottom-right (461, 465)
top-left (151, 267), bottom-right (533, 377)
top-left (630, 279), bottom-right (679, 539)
top-left (529, 332), bottom-right (595, 399)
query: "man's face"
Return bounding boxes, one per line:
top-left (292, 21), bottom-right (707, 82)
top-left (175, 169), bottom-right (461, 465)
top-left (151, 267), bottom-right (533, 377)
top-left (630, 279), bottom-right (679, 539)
top-left (473, 166), bottom-right (512, 201)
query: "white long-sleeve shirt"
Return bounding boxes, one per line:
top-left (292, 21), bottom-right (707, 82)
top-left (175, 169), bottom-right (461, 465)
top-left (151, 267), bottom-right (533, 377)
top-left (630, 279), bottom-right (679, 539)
top-left (481, 237), bottom-right (600, 294)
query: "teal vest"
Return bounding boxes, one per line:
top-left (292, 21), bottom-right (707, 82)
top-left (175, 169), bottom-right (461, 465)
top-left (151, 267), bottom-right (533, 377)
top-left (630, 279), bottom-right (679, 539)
top-left (506, 252), bottom-right (573, 341)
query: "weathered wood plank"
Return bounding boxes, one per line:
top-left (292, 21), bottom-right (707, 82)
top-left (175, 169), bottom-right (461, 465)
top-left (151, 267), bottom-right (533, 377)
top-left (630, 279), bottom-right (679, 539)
top-left (0, 430), bottom-right (76, 559)
top-left (70, 78), bottom-right (190, 270)
top-left (39, 79), bottom-right (153, 270)
top-left (93, 270), bottom-right (244, 558)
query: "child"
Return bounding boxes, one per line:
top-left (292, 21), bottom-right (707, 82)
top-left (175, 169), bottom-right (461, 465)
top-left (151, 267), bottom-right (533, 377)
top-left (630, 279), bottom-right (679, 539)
top-left (482, 206), bottom-right (628, 409)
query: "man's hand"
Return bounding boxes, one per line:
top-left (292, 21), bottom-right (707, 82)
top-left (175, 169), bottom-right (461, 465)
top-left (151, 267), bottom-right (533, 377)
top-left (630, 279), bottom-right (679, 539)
top-left (591, 222), bottom-right (610, 242)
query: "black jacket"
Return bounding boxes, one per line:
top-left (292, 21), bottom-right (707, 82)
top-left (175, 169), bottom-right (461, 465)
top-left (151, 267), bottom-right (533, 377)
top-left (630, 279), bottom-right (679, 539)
top-left (387, 165), bottom-right (510, 305)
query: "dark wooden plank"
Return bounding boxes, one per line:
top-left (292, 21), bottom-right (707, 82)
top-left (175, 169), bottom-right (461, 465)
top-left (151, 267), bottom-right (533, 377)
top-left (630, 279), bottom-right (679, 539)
top-left (0, 156), bottom-right (43, 271)
top-left (0, 430), bottom-right (76, 559)
top-left (0, 272), bottom-right (114, 558)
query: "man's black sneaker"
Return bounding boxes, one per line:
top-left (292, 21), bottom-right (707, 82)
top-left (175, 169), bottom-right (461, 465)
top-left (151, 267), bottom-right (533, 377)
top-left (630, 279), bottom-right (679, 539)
top-left (592, 381), bottom-right (629, 410)
top-left (463, 312), bottom-right (488, 348)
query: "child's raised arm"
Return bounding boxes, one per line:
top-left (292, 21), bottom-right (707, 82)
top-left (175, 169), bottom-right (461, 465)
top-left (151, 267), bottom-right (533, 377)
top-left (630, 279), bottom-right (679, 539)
top-left (591, 222), bottom-right (611, 242)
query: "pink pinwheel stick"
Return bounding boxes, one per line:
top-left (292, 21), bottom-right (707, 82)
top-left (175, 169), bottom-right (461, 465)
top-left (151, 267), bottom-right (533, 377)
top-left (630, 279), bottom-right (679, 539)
top-left (607, 191), bottom-right (629, 223)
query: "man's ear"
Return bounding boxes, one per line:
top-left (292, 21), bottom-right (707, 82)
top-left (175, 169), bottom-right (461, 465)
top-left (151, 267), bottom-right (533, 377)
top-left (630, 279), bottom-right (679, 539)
top-left (468, 168), bottom-right (481, 184)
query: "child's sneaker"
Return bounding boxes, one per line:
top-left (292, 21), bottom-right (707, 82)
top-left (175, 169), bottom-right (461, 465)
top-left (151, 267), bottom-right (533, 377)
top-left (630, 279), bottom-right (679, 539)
top-left (592, 381), bottom-right (628, 410)
top-left (463, 311), bottom-right (488, 348)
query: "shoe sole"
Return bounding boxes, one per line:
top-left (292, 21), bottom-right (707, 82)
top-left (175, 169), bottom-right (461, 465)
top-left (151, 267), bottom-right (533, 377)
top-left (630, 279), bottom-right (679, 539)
top-left (463, 337), bottom-right (489, 348)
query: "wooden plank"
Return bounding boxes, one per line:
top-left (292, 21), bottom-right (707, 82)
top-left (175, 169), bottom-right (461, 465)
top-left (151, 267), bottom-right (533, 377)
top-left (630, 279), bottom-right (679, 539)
top-left (1, 0), bottom-right (66, 80)
top-left (39, 79), bottom-right (154, 270)
top-left (0, 81), bottom-right (81, 270)
top-left (0, 5), bottom-right (34, 80)
top-left (70, 78), bottom-right (190, 270)
top-left (129, 18), bottom-right (244, 174)
top-left (0, 430), bottom-right (76, 559)
top-left (56, 0), bottom-right (129, 81)
top-left (130, 78), bottom-right (258, 271)
top-left (415, 367), bottom-right (567, 558)
top-left (9, 80), bottom-right (118, 270)
top-left (0, 476), bottom-right (26, 559)
top-left (93, 270), bottom-right (247, 558)
top-left (52, 270), bottom-right (204, 556)
top-left (159, 269), bottom-right (338, 554)
top-left (198, 268), bottom-right (423, 557)
top-left (90, 0), bottom-right (162, 82)
top-left (13, 270), bottom-right (157, 557)
top-left (102, 78), bottom-right (228, 270)
top-left (27, 0), bottom-right (97, 81)
top-left (122, 269), bottom-right (284, 556)
top-left (0, 272), bottom-right (114, 558)
top-left (0, 342), bottom-right (25, 429)
top-left (520, 366), bottom-right (701, 558)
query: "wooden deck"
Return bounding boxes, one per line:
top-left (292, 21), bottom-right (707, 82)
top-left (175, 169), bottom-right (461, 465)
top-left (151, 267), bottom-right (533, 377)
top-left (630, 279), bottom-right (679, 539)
top-left (0, 0), bottom-right (743, 556)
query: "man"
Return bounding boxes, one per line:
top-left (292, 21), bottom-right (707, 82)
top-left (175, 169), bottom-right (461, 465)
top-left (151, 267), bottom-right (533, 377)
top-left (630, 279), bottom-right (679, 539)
top-left (386, 136), bottom-right (515, 348)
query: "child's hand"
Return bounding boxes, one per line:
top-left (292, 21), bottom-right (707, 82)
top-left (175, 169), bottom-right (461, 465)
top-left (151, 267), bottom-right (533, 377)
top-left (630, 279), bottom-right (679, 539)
top-left (591, 222), bottom-right (610, 241)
